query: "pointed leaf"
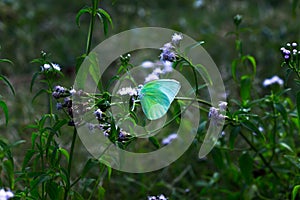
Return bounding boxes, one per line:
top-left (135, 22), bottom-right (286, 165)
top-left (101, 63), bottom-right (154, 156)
top-left (0, 100), bottom-right (9, 125)
top-left (292, 185), bottom-right (300, 200)
top-left (76, 7), bottom-right (92, 27)
top-left (149, 136), bottom-right (160, 149)
top-left (0, 75), bottom-right (15, 95)
top-left (0, 58), bottom-right (13, 65)
top-left (240, 75), bottom-right (252, 102)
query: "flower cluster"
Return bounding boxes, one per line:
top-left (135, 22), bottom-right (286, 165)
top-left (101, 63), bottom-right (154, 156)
top-left (117, 87), bottom-right (138, 96)
top-left (159, 33), bottom-right (183, 62)
top-left (208, 101), bottom-right (227, 126)
top-left (147, 194), bottom-right (168, 200)
top-left (263, 75), bottom-right (284, 87)
top-left (0, 189), bottom-right (13, 200)
top-left (280, 42), bottom-right (299, 64)
top-left (41, 63), bottom-right (61, 72)
top-left (144, 62), bottom-right (174, 83)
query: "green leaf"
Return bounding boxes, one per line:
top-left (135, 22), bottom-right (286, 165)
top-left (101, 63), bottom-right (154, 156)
top-left (58, 148), bottom-right (70, 162)
top-left (241, 121), bottom-right (265, 141)
top-left (32, 89), bottom-right (48, 103)
top-left (292, 0), bottom-right (299, 17)
top-left (0, 74), bottom-right (15, 95)
top-left (284, 155), bottom-right (300, 169)
top-left (239, 152), bottom-right (253, 184)
top-left (22, 150), bottom-right (36, 170)
top-left (149, 136), bottom-right (160, 149)
top-left (240, 75), bottom-right (252, 103)
top-left (97, 8), bottom-right (113, 36)
top-left (195, 64), bottom-right (212, 85)
top-left (30, 72), bottom-right (40, 92)
top-left (98, 186), bottom-right (106, 200)
top-left (0, 100), bottom-right (9, 125)
top-left (292, 185), bottom-right (300, 200)
top-left (184, 41), bottom-right (205, 54)
top-left (241, 55), bottom-right (256, 77)
top-left (0, 58), bottom-right (13, 65)
top-left (46, 181), bottom-right (59, 200)
top-left (279, 142), bottom-right (294, 153)
top-left (229, 126), bottom-right (240, 149)
top-left (274, 102), bottom-right (287, 122)
top-left (82, 158), bottom-right (100, 177)
top-left (3, 159), bottom-right (14, 189)
top-left (76, 7), bottom-right (92, 27)
top-left (297, 91), bottom-right (300, 127)
top-left (211, 148), bottom-right (225, 170)
top-left (231, 59), bottom-right (239, 81)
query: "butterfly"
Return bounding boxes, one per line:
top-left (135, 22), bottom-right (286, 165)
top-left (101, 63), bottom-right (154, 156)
top-left (138, 79), bottom-right (181, 120)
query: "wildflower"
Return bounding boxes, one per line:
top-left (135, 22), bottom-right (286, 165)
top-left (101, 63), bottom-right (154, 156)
top-left (147, 194), bottom-right (168, 200)
top-left (144, 73), bottom-right (160, 83)
top-left (162, 133), bottom-right (178, 145)
top-left (171, 33), bottom-right (183, 46)
top-left (208, 107), bottom-right (225, 126)
top-left (292, 42), bottom-right (298, 47)
top-left (162, 61), bottom-right (173, 73)
top-left (117, 87), bottom-right (138, 96)
top-left (56, 102), bottom-right (63, 110)
top-left (141, 61), bottom-right (155, 68)
top-left (263, 75), bottom-right (284, 87)
top-left (159, 50), bottom-right (176, 62)
top-left (94, 109), bottom-right (103, 120)
top-left (103, 127), bottom-right (111, 137)
top-left (153, 68), bottom-right (163, 75)
top-left (160, 43), bottom-right (176, 62)
top-left (41, 63), bottom-right (61, 72)
top-left (0, 188), bottom-right (14, 200)
top-left (69, 88), bottom-right (76, 95)
top-left (287, 43), bottom-right (291, 47)
top-left (52, 85), bottom-right (66, 99)
top-left (218, 101), bottom-right (228, 112)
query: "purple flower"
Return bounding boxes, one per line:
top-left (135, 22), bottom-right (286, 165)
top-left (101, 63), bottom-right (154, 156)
top-left (0, 189), bottom-right (14, 200)
top-left (94, 109), bottom-right (103, 120)
top-left (144, 73), bottom-right (160, 83)
top-left (117, 87), bottom-right (138, 96)
top-left (208, 107), bottom-right (225, 126)
top-left (56, 103), bottom-right (63, 110)
top-left (162, 133), bottom-right (178, 145)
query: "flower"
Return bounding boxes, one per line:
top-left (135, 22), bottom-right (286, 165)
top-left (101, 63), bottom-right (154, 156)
top-left (144, 73), bottom-right (160, 83)
top-left (208, 107), bottom-right (225, 126)
top-left (52, 85), bottom-right (66, 99)
top-left (56, 102), bottom-right (63, 110)
top-left (94, 109), bottom-right (103, 120)
top-left (263, 75), bottom-right (283, 87)
top-left (218, 101), bottom-right (228, 112)
top-left (41, 63), bottom-right (61, 72)
top-left (172, 33), bottom-right (183, 46)
top-left (141, 61), bottom-right (155, 68)
top-left (117, 87), bottom-right (138, 96)
top-left (292, 42), bottom-right (297, 47)
top-left (0, 188), bottom-right (14, 200)
top-left (162, 133), bottom-right (178, 145)
top-left (70, 88), bottom-right (76, 95)
top-left (160, 43), bottom-right (176, 62)
top-left (147, 194), bottom-right (168, 200)
top-left (162, 61), bottom-right (173, 73)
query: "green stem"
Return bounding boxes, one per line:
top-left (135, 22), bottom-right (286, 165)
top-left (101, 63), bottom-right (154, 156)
top-left (85, 0), bottom-right (98, 55)
top-left (239, 131), bottom-right (279, 179)
top-left (64, 128), bottom-right (77, 200)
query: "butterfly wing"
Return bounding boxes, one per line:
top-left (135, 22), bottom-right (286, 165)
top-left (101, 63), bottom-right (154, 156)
top-left (140, 79), bottom-right (181, 120)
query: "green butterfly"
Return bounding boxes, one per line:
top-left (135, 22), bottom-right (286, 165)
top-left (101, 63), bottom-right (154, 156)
top-left (138, 79), bottom-right (181, 120)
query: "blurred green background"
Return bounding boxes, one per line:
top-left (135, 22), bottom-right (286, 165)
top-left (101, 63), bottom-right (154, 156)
top-left (1, 0), bottom-right (300, 199)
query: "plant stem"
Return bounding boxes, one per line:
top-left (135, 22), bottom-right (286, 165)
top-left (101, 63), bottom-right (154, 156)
top-left (85, 0), bottom-right (98, 55)
top-left (64, 128), bottom-right (77, 200)
top-left (239, 131), bottom-right (279, 179)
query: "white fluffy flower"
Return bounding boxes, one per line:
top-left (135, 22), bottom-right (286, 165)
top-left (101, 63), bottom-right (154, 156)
top-left (141, 61), bottom-right (155, 68)
top-left (117, 87), bottom-right (138, 96)
top-left (172, 33), bottom-right (183, 46)
top-left (0, 189), bottom-right (13, 200)
top-left (263, 76), bottom-right (284, 87)
top-left (41, 63), bottom-right (61, 72)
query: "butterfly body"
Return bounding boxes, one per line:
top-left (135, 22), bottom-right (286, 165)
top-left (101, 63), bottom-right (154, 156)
top-left (139, 79), bottom-right (181, 120)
